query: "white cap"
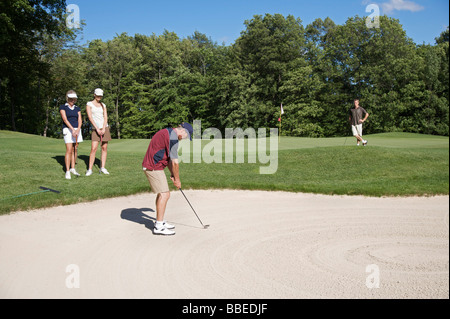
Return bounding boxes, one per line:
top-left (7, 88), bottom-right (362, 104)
top-left (94, 88), bottom-right (104, 96)
top-left (67, 93), bottom-right (78, 99)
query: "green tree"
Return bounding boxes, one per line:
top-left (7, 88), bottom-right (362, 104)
top-left (0, 0), bottom-right (71, 133)
top-left (84, 33), bottom-right (135, 139)
top-left (316, 15), bottom-right (421, 136)
top-left (412, 35), bottom-right (449, 135)
top-left (279, 65), bottom-right (325, 137)
top-left (43, 48), bottom-right (87, 138)
top-left (235, 14), bottom-right (306, 127)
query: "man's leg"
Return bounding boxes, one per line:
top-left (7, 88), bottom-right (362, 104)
top-left (357, 124), bottom-right (368, 146)
top-left (154, 191), bottom-right (175, 235)
top-left (155, 191), bottom-right (170, 222)
top-left (144, 170), bottom-right (175, 235)
top-left (352, 125), bottom-right (363, 145)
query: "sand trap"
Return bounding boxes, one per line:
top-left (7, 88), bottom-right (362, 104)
top-left (0, 190), bottom-right (448, 299)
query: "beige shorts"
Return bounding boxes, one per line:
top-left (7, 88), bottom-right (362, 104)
top-left (352, 124), bottom-right (363, 137)
top-left (143, 169), bottom-right (169, 194)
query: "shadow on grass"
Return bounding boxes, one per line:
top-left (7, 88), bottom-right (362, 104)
top-left (52, 156), bottom-right (66, 172)
top-left (52, 155), bottom-right (101, 172)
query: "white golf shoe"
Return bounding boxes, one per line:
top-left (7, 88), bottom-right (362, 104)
top-left (100, 167), bottom-right (110, 175)
top-left (162, 221), bottom-right (175, 229)
top-left (86, 169), bottom-right (93, 176)
top-left (65, 171), bottom-right (71, 180)
top-left (153, 221), bottom-right (175, 235)
top-left (153, 226), bottom-right (176, 236)
top-left (70, 168), bottom-right (80, 176)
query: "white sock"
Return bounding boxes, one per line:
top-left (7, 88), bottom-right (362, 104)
top-left (155, 221), bottom-right (164, 229)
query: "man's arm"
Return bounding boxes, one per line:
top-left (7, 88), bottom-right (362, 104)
top-left (168, 158), bottom-right (181, 189)
top-left (360, 112), bottom-right (369, 123)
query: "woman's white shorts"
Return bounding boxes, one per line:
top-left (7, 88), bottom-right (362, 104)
top-left (63, 127), bottom-right (83, 144)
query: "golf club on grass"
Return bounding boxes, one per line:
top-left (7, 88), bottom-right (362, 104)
top-left (180, 188), bottom-right (209, 229)
top-left (343, 133), bottom-right (349, 146)
top-left (0, 187), bottom-right (61, 201)
top-left (39, 186), bottom-right (61, 193)
top-left (344, 121), bottom-right (351, 146)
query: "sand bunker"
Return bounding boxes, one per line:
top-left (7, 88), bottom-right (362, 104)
top-left (0, 190), bottom-right (448, 299)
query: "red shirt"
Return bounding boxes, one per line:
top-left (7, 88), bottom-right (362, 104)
top-left (142, 128), bottom-right (179, 171)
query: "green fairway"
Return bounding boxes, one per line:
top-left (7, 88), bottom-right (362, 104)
top-left (0, 130), bottom-right (448, 215)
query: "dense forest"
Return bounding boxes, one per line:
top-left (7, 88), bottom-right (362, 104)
top-left (1, 0), bottom-right (449, 139)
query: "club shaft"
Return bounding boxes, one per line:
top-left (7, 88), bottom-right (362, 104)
top-left (180, 189), bottom-right (205, 227)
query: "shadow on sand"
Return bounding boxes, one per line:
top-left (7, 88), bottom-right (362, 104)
top-left (120, 207), bottom-right (156, 230)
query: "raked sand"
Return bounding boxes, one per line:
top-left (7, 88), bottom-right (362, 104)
top-left (0, 190), bottom-right (448, 299)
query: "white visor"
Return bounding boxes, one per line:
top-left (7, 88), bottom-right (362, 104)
top-left (94, 88), bottom-right (104, 96)
top-left (67, 93), bottom-right (78, 99)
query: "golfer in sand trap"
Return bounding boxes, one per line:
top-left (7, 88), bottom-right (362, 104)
top-left (349, 99), bottom-right (369, 146)
top-left (142, 122), bottom-right (193, 236)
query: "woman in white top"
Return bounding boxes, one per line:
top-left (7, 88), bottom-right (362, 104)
top-left (86, 88), bottom-right (112, 176)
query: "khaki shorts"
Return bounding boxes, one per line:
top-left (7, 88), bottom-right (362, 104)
top-left (92, 127), bottom-right (112, 142)
top-left (352, 124), bottom-right (363, 137)
top-left (143, 169), bottom-right (169, 194)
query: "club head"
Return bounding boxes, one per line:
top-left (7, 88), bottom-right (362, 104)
top-left (39, 187), bottom-right (61, 194)
top-left (203, 225), bottom-right (210, 229)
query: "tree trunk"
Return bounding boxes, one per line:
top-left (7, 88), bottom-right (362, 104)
top-left (115, 93), bottom-right (121, 139)
top-left (115, 72), bottom-right (122, 139)
top-left (43, 98), bottom-right (51, 137)
top-left (10, 85), bottom-right (16, 131)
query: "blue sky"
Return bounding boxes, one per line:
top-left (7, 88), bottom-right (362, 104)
top-left (70, 0), bottom-right (449, 45)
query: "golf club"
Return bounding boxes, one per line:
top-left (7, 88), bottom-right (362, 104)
top-left (180, 188), bottom-right (209, 229)
top-left (344, 119), bottom-right (351, 146)
top-left (39, 186), bottom-right (61, 193)
top-left (74, 141), bottom-right (79, 177)
top-left (99, 133), bottom-right (104, 175)
top-left (343, 133), bottom-right (349, 146)
top-left (1, 187), bottom-right (61, 201)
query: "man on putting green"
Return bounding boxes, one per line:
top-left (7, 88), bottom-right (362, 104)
top-left (142, 122), bottom-right (193, 236)
top-left (349, 99), bottom-right (369, 146)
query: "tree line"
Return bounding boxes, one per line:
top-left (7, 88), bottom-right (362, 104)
top-left (1, 1), bottom-right (448, 139)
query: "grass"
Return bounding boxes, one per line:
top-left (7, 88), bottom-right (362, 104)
top-left (0, 130), bottom-right (448, 215)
